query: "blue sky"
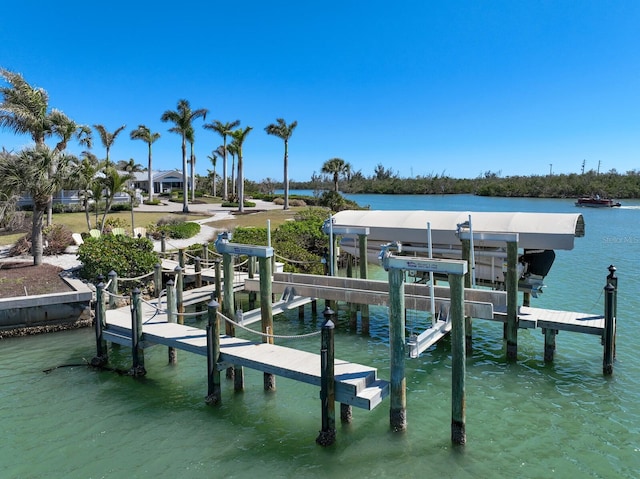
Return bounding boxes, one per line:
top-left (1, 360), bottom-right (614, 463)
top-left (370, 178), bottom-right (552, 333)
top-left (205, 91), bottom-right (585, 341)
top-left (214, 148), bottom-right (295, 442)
top-left (1, 1), bottom-right (639, 182)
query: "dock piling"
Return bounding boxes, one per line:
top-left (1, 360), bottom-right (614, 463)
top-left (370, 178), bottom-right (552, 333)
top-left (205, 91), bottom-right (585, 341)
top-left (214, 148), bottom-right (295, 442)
top-left (389, 267), bottom-right (407, 432)
top-left (316, 308), bottom-right (336, 446)
top-left (91, 281), bottom-right (108, 366)
top-left (259, 256), bottom-right (275, 391)
top-left (603, 281), bottom-right (616, 375)
top-left (506, 241), bottom-right (518, 360)
top-left (166, 279), bottom-right (177, 364)
top-left (206, 300), bottom-right (222, 405)
top-left (129, 288), bottom-right (146, 377)
top-left (450, 272), bottom-right (466, 445)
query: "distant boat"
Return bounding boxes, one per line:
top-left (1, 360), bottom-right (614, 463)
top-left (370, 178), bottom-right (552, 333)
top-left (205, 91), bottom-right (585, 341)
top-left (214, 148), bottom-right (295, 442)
top-left (575, 196), bottom-right (621, 208)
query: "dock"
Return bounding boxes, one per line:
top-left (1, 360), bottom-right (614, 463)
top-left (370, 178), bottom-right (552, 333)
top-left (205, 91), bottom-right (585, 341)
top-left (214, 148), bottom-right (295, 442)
top-left (102, 295), bottom-right (389, 410)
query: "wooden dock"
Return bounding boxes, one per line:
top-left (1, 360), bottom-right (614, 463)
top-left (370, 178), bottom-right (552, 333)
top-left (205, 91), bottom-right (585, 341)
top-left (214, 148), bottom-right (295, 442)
top-left (103, 301), bottom-right (389, 410)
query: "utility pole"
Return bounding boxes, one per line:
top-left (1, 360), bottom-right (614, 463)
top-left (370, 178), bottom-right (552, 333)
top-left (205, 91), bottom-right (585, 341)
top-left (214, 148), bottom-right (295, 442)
top-left (581, 159), bottom-right (585, 175)
top-left (549, 164), bottom-right (553, 176)
top-left (597, 160), bottom-right (601, 175)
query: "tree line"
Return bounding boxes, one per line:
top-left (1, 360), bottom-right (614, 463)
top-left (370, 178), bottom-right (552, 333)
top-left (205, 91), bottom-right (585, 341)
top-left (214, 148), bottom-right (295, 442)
top-left (290, 164), bottom-right (640, 199)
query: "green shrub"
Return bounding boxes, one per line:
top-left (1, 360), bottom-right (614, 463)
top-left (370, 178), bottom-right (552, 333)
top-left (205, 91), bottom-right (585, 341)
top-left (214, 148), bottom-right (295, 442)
top-left (221, 201), bottom-right (256, 208)
top-left (77, 235), bottom-right (157, 283)
top-left (163, 221), bottom-right (201, 239)
top-left (103, 217), bottom-right (128, 233)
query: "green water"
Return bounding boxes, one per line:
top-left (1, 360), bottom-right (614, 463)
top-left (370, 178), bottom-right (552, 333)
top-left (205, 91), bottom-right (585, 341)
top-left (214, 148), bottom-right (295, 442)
top-left (2, 195), bottom-right (639, 478)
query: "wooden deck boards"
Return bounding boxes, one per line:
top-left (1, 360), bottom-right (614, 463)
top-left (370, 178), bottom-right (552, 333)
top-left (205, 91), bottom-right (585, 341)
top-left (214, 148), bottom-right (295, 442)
top-left (104, 307), bottom-right (389, 410)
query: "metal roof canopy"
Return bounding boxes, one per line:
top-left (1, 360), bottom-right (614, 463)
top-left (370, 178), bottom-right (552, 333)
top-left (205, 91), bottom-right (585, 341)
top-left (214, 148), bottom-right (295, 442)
top-left (331, 210), bottom-right (585, 250)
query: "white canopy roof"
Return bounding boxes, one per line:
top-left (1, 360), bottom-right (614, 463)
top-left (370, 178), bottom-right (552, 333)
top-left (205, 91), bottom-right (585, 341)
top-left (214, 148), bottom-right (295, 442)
top-left (331, 210), bottom-right (585, 250)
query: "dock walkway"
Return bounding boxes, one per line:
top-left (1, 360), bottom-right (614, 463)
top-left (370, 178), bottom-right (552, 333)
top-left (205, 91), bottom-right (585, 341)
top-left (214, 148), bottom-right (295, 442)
top-left (103, 302), bottom-right (389, 410)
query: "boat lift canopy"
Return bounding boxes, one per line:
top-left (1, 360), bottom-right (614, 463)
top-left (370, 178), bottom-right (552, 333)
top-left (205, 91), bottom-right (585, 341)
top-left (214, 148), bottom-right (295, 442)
top-left (330, 210), bottom-right (585, 251)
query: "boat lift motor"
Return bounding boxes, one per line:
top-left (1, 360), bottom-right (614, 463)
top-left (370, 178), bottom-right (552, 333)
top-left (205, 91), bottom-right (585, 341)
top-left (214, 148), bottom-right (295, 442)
top-left (214, 232), bottom-right (274, 258)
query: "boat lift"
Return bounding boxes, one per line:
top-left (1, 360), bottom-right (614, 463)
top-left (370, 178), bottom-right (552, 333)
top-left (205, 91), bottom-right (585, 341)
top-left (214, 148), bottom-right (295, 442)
top-left (379, 242), bottom-right (468, 358)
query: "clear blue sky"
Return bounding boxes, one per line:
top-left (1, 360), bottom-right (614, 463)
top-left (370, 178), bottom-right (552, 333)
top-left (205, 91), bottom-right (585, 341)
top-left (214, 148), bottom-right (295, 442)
top-left (1, 1), bottom-right (639, 181)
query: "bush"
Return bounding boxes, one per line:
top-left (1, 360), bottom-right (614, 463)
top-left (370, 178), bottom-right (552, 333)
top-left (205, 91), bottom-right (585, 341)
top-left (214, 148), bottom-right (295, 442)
top-left (103, 217), bottom-right (129, 233)
top-left (77, 235), bottom-right (157, 283)
top-left (163, 221), bottom-right (201, 239)
top-left (8, 224), bottom-right (74, 256)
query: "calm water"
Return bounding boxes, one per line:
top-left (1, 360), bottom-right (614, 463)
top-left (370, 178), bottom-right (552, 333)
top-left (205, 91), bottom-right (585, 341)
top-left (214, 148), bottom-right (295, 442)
top-left (2, 194), bottom-right (640, 478)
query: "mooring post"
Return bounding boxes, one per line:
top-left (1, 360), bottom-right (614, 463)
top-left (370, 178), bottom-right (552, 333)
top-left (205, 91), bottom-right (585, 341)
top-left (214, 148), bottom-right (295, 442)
top-left (248, 256), bottom-right (257, 310)
top-left (129, 288), bottom-right (146, 377)
top-left (205, 300), bottom-right (222, 405)
top-left (195, 256), bottom-right (202, 289)
top-left (153, 263), bottom-right (162, 298)
top-left (259, 256), bottom-right (276, 391)
top-left (543, 328), bottom-right (558, 362)
top-left (175, 266), bottom-right (184, 325)
top-left (461, 238), bottom-right (473, 354)
top-left (603, 282), bottom-right (616, 375)
top-left (108, 270), bottom-right (118, 309)
top-left (358, 233), bottom-right (370, 335)
top-left (222, 253), bottom-right (242, 386)
top-left (202, 242), bottom-right (209, 266)
top-left (214, 257), bottom-right (222, 304)
top-left (166, 279), bottom-right (177, 364)
top-left (389, 267), bottom-right (407, 432)
top-left (91, 281), bottom-right (108, 366)
top-left (316, 307), bottom-right (336, 446)
top-left (506, 241), bottom-right (519, 360)
top-left (346, 258), bottom-right (358, 331)
top-left (607, 265), bottom-right (618, 359)
top-left (160, 231), bottom-right (166, 253)
top-left (450, 272), bottom-right (466, 445)
top-left (178, 248), bottom-right (185, 268)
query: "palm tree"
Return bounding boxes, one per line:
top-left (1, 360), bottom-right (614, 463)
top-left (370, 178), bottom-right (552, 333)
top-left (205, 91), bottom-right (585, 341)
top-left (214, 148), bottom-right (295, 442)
top-left (203, 120), bottom-right (240, 201)
top-left (265, 118), bottom-right (297, 210)
top-left (0, 146), bottom-right (74, 265)
top-left (99, 165), bottom-right (131, 233)
top-left (93, 124), bottom-right (126, 166)
top-left (130, 125), bottom-right (160, 203)
top-left (321, 157), bottom-right (351, 192)
top-left (161, 99), bottom-right (208, 213)
top-left (71, 151), bottom-right (102, 231)
top-left (0, 68), bottom-right (51, 147)
top-left (227, 142), bottom-right (238, 199)
top-left (207, 151), bottom-right (218, 197)
top-left (186, 126), bottom-right (197, 202)
top-left (229, 126), bottom-right (252, 213)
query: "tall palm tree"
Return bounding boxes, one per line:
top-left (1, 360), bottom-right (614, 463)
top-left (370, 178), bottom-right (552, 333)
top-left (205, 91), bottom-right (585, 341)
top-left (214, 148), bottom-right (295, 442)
top-left (0, 68), bottom-right (51, 147)
top-left (72, 151), bottom-right (102, 231)
top-left (93, 124), bottom-right (126, 166)
top-left (130, 125), bottom-right (160, 202)
top-left (161, 99), bottom-right (208, 213)
top-left (116, 158), bottom-right (143, 234)
top-left (265, 118), bottom-right (297, 210)
top-left (186, 126), bottom-right (197, 202)
top-left (0, 146), bottom-right (74, 265)
top-left (321, 157), bottom-right (351, 192)
top-left (229, 126), bottom-right (252, 213)
top-left (1, 69), bottom-right (91, 227)
top-left (227, 142), bottom-right (238, 199)
top-left (203, 120), bottom-right (240, 201)
top-left (99, 165), bottom-right (131, 233)
top-left (207, 151), bottom-right (218, 197)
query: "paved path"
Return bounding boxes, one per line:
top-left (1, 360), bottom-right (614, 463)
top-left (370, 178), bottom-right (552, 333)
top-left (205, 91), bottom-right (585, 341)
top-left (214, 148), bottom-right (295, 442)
top-left (2, 199), bottom-right (284, 270)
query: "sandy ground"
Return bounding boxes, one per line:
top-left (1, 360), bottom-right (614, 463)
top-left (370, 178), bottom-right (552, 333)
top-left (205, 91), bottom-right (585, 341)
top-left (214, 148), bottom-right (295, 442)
top-left (1, 198), bottom-right (283, 270)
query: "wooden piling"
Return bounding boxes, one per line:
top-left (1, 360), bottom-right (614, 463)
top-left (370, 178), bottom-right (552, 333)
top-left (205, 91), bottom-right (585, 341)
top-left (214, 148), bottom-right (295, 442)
top-left (153, 263), bottom-right (162, 298)
top-left (461, 239), bottom-right (473, 354)
top-left (91, 281), bottom-right (108, 366)
top-left (195, 256), bottom-right (202, 289)
top-left (607, 265), bottom-right (618, 359)
top-left (108, 270), bottom-right (117, 309)
top-left (603, 282), bottom-right (615, 375)
top-left (214, 258), bottom-right (222, 304)
top-left (175, 266), bottom-right (184, 325)
top-left (160, 231), bottom-right (166, 253)
top-left (543, 328), bottom-right (557, 362)
top-left (347, 258), bottom-right (358, 331)
top-left (359, 234), bottom-right (370, 334)
top-left (506, 241), bottom-right (518, 360)
top-left (222, 253), bottom-right (242, 387)
top-left (316, 310), bottom-right (336, 446)
top-left (388, 268), bottom-right (407, 432)
top-left (178, 248), bottom-right (185, 268)
top-left (259, 256), bottom-right (276, 391)
top-left (248, 257), bottom-right (257, 310)
top-left (129, 288), bottom-right (146, 377)
top-left (205, 300), bottom-right (222, 405)
top-left (449, 272), bottom-right (466, 445)
top-left (166, 279), bottom-right (177, 364)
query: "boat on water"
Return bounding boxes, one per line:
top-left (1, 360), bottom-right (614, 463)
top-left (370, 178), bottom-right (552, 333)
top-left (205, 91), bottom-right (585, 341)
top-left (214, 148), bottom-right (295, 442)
top-left (575, 196), bottom-right (621, 208)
